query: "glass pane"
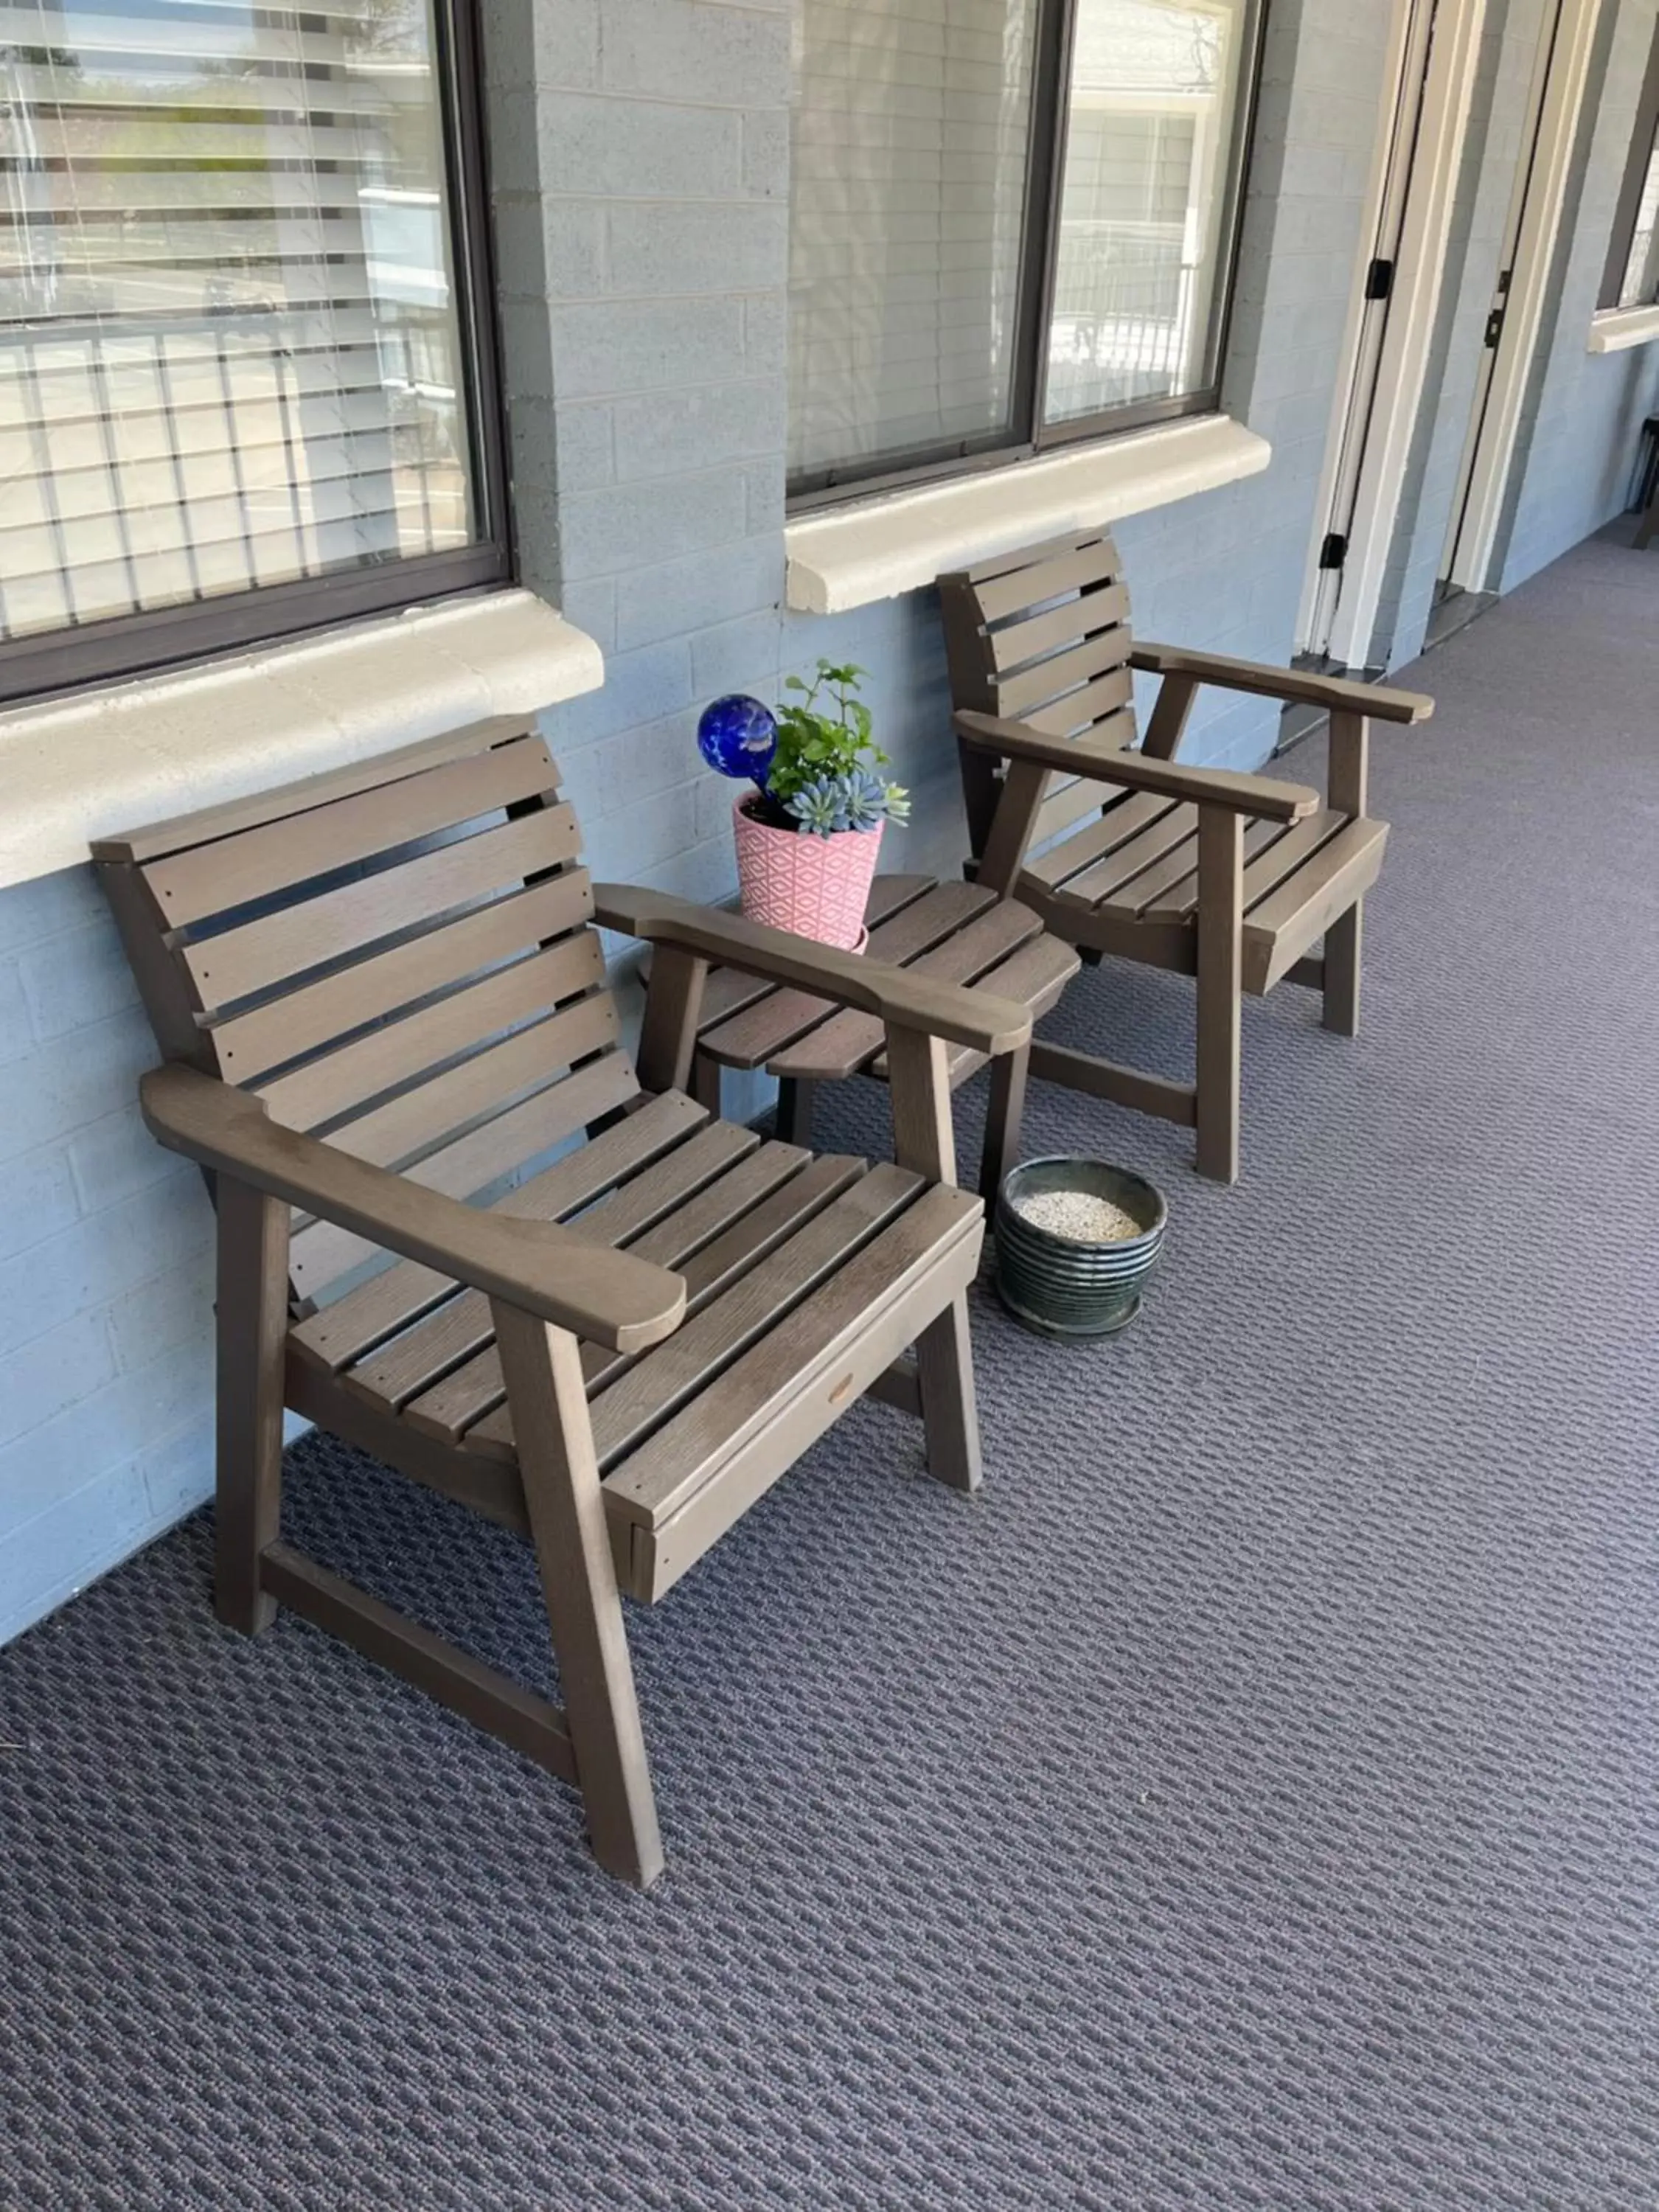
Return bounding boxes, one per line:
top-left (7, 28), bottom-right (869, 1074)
top-left (0, 0), bottom-right (478, 644)
top-left (1617, 139), bottom-right (1659, 307)
top-left (788, 0), bottom-right (1040, 481)
top-left (1045, 0), bottom-right (1252, 426)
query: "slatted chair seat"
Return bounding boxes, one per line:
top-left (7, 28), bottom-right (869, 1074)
top-left (939, 530), bottom-right (1434, 1179)
top-left (1026, 796), bottom-right (1392, 995)
top-left (287, 1125), bottom-right (978, 1602)
top-left (96, 720), bottom-right (1027, 1887)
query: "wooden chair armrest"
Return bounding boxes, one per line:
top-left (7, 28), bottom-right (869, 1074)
top-left (140, 1065), bottom-right (686, 1353)
top-left (1129, 644), bottom-right (1434, 726)
top-left (953, 712), bottom-right (1320, 824)
top-left (594, 884), bottom-right (1032, 1056)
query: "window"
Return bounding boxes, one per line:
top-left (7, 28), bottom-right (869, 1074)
top-left (786, 0), bottom-right (1265, 501)
top-left (0, 0), bottom-right (507, 703)
top-left (1601, 19), bottom-right (1659, 313)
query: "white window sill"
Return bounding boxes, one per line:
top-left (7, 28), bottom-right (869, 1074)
top-left (0, 589), bottom-right (603, 892)
top-left (784, 414), bottom-right (1272, 616)
top-left (1587, 305), bottom-right (1659, 354)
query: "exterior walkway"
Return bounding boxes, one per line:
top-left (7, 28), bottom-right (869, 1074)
top-left (1, 531), bottom-right (1655, 2211)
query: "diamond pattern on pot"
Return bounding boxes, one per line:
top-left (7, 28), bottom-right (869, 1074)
top-left (732, 800), bottom-right (882, 951)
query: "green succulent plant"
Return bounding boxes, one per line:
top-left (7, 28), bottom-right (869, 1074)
top-left (748, 661), bottom-right (910, 838)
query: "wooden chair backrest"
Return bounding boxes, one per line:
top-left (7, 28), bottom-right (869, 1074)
top-left (94, 718), bottom-right (639, 1311)
top-left (938, 529), bottom-right (1138, 863)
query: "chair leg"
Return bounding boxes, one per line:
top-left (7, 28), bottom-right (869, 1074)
top-left (885, 1023), bottom-right (982, 1493)
top-left (1194, 809), bottom-right (1243, 1184)
top-left (915, 1292), bottom-right (982, 1495)
top-left (1323, 900), bottom-right (1363, 1036)
top-left (214, 1174), bottom-right (291, 1635)
top-left (691, 1051), bottom-right (723, 1115)
top-left (978, 1042), bottom-right (1029, 1203)
top-left (492, 1302), bottom-right (664, 1889)
top-left (775, 1077), bottom-right (815, 1148)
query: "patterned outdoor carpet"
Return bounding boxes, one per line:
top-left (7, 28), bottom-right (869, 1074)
top-left (3, 531), bottom-right (1657, 2211)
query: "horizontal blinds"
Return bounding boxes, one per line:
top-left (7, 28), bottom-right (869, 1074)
top-left (1044, 0), bottom-right (1249, 425)
top-left (0, 0), bottom-right (475, 643)
top-left (787, 0), bottom-right (1040, 478)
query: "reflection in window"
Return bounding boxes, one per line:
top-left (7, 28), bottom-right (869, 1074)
top-left (1046, 0), bottom-right (1251, 424)
top-left (786, 0), bottom-right (1262, 496)
top-left (787, 0), bottom-right (1041, 480)
top-left (1601, 19), bottom-right (1659, 315)
top-left (1613, 142), bottom-right (1659, 309)
top-left (0, 0), bottom-right (478, 642)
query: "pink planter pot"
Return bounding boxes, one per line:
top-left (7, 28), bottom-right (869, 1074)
top-left (732, 799), bottom-right (881, 951)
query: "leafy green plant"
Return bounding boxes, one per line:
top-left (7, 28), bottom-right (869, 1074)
top-left (747, 661), bottom-right (910, 838)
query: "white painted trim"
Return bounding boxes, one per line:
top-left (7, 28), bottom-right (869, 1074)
top-left (784, 415), bottom-right (1271, 616)
top-left (1587, 302), bottom-right (1659, 352)
top-left (1295, 0), bottom-right (1426, 656)
top-left (1447, 0), bottom-right (1604, 592)
top-left (0, 589), bottom-right (603, 890)
top-left (1325, 0), bottom-right (1492, 670)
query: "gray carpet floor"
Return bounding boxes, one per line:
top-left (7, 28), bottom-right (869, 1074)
top-left (3, 530), bottom-right (1658, 2211)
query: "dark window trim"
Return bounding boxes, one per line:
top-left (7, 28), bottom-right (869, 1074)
top-left (786, 390), bottom-right (1220, 515)
top-left (1600, 17), bottom-right (1659, 311)
top-left (786, 0), bottom-right (1268, 509)
top-left (0, 0), bottom-right (512, 712)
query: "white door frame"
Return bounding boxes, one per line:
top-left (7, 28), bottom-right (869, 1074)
top-left (1297, 0), bottom-right (1492, 670)
top-left (1441, 0), bottom-right (1604, 592)
top-left (1297, 0), bottom-right (1434, 661)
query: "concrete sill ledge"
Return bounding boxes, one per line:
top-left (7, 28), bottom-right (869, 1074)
top-left (784, 414), bottom-right (1272, 615)
top-left (0, 589), bottom-right (603, 891)
top-left (1587, 305), bottom-right (1659, 354)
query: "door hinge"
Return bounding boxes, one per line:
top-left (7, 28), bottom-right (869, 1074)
top-left (1365, 257), bottom-right (1394, 301)
top-left (1484, 307), bottom-right (1506, 349)
top-left (1319, 532), bottom-right (1349, 571)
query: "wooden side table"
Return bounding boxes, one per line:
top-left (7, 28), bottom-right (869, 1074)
top-left (681, 874), bottom-right (1081, 1199)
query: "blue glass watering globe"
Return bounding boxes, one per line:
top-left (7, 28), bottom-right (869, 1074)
top-left (698, 694), bottom-right (778, 787)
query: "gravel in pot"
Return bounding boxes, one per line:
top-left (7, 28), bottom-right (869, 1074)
top-left (994, 1155), bottom-right (1167, 1339)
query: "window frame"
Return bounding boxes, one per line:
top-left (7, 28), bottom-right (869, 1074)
top-left (787, 0), bottom-right (1269, 511)
top-left (1599, 19), bottom-right (1659, 313)
top-left (0, 0), bottom-right (513, 709)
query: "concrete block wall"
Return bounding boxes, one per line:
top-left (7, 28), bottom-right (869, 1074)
top-left (481, 0), bottom-right (796, 911)
top-left (790, 0), bottom-right (1402, 791)
top-left (0, 0), bottom-right (1407, 1646)
top-left (0, 868), bottom-right (215, 1645)
top-left (0, 0), bottom-right (797, 1649)
top-left (5, 0), bottom-right (1654, 1649)
top-left (483, 0), bottom-right (1405, 920)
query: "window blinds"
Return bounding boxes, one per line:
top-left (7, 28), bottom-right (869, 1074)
top-left (787, 0), bottom-right (1042, 480)
top-left (0, 0), bottom-right (473, 644)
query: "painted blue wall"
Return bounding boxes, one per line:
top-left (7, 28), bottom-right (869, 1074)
top-left (1498, 0), bottom-right (1659, 590)
top-left (0, 868), bottom-right (215, 1646)
top-left (4, 0), bottom-right (1658, 1646)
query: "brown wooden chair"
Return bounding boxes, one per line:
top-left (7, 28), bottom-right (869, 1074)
top-left (939, 531), bottom-right (1434, 1181)
top-left (94, 719), bottom-right (1029, 1888)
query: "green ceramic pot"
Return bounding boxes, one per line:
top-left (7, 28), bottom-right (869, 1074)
top-left (995, 1156), bottom-right (1167, 1339)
